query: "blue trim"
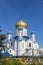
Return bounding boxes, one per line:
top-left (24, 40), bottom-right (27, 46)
top-left (18, 28), bottom-right (23, 30)
top-left (2, 52), bottom-right (10, 57)
top-left (31, 32), bottom-right (35, 34)
top-left (19, 40), bottom-right (22, 41)
top-left (23, 36), bottom-right (29, 39)
top-left (14, 36), bottom-right (29, 41)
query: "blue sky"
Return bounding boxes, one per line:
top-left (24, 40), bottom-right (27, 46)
top-left (0, 0), bottom-right (43, 48)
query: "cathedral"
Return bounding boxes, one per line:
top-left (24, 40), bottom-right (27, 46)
top-left (1, 18), bottom-right (39, 57)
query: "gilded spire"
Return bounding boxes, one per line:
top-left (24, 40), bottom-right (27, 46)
top-left (20, 16), bottom-right (23, 20)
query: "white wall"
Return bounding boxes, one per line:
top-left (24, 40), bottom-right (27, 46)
top-left (14, 40), bottom-right (26, 56)
top-left (23, 28), bottom-right (27, 36)
top-left (16, 28), bottom-right (27, 36)
top-left (8, 48), bottom-right (14, 56)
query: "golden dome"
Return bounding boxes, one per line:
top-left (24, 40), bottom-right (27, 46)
top-left (16, 20), bottom-right (27, 28)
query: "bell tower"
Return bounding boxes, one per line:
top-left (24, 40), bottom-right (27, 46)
top-left (14, 18), bottom-right (28, 56)
top-left (16, 18), bottom-right (27, 37)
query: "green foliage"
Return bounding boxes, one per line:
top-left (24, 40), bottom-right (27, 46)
top-left (0, 58), bottom-right (25, 65)
top-left (0, 29), bottom-right (6, 58)
top-left (31, 63), bottom-right (36, 65)
top-left (0, 34), bottom-right (6, 41)
top-left (40, 56), bottom-right (43, 61)
top-left (0, 58), bottom-right (43, 65)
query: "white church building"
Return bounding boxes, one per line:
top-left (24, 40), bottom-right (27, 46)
top-left (2, 19), bottom-right (39, 57)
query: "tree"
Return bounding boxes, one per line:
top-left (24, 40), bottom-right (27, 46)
top-left (1, 58), bottom-right (25, 65)
top-left (0, 26), bottom-right (6, 58)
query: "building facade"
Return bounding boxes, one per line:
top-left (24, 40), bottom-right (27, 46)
top-left (2, 19), bottom-right (39, 57)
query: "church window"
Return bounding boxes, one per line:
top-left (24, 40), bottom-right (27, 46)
top-left (11, 42), bottom-right (12, 46)
top-left (29, 42), bottom-right (31, 47)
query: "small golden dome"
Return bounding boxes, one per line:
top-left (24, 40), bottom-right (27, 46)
top-left (16, 20), bottom-right (27, 28)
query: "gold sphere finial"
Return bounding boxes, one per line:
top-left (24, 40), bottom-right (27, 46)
top-left (16, 17), bottom-right (27, 28)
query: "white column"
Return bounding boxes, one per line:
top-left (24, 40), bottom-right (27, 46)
top-left (16, 28), bottom-right (23, 36)
top-left (23, 28), bottom-right (27, 36)
top-left (31, 33), bottom-right (36, 42)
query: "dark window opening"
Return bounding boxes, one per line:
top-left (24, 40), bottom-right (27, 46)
top-left (11, 42), bottom-right (12, 46)
top-left (10, 50), bottom-right (11, 52)
top-left (29, 42), bottom-right (31, 47)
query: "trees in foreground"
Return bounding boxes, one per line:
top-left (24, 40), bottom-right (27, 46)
top-left (0, 58), bottom-right (25, 65)
top-left (0, 57), bottom-right (43, 65)
top-left (0, 26), bottom-right (6, 58)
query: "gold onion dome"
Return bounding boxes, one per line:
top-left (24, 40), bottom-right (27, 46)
top-left (16, 19), bottom-right (27, 28)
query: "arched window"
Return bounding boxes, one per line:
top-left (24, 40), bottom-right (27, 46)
top-left (29, 42), bottom-right (31, 47)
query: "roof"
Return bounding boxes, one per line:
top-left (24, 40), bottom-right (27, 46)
top-left (16, 20), bottom-right (27, 28)
top-left (7, 31), bottom-right (12, 34)
top-left (14, 36), bottom-right (29, 41)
